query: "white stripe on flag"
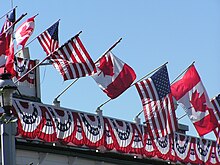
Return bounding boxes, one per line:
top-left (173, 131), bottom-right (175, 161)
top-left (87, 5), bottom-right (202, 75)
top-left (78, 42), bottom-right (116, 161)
top-left (75, 38), bottom-right (94, 75)
top-left (68, 41), bottom-right (86, 77)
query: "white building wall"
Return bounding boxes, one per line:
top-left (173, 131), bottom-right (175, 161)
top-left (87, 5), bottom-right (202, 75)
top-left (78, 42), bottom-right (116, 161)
top-left (14, 149), bottom-right (118, 165)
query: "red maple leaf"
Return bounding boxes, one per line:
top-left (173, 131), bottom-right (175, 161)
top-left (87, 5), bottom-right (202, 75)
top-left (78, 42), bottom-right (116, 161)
top-left (190, 90), bottom-right (207, 112)
top-left (20, 25), bottom-right (34, 37)
top-left (98, 55), bottom-right (114, 76)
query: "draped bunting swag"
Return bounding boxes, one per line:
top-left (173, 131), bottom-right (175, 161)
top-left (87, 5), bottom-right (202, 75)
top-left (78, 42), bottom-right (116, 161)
top-left (12, 98), bottom-right (220, 164)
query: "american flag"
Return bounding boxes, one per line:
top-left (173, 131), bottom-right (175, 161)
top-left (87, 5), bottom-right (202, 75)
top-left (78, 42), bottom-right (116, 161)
top-left (50, 35), bottom-right (96, 80)
top-left (135, 65), bottom-right (177, 139)
top-left (37, 21), bottom-right (59, 55)
top-left (1, 8), bottom-right (16, 33)
top-left (210, 94), bottom-right (220, 144)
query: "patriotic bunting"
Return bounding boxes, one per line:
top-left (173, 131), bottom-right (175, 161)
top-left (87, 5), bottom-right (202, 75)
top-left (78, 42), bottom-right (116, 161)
top-left (12, 98), bottom-right (220, 165)
top-left (13, 57), bottom-right (36, 84)
top-left (0, 7), bottom-right (217, 164)
top-left (135, 65), bottom-right (178, 139)
top-left (79, 113), bottom-right (105, 147)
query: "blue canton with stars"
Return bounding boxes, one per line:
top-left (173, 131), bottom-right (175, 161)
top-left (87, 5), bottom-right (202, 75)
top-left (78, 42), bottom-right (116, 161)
top-left (151, 65), bottom-right (171, 100)
top-left (47, 21), bottom-right (59, 41)
top-left (7, 9), bottom-right (15, 22)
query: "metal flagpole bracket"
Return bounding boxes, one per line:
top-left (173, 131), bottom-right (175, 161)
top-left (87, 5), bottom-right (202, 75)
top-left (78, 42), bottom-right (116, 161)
top-left (96, 107), bottom-right (103, 116)
top-left (134, 116), bottom-right (141, 124)
top-left (53, 98), bottom-right (60, 107)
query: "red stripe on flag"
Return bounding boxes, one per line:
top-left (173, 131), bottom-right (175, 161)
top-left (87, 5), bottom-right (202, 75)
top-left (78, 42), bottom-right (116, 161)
top-left (145, 79), bottom-right (163, 138)
top-left (135, 75), bottom-right (177, 139)
top-left (41, 32), bottom-right (51, 54)
top-left (69, 40), bottom-right (86, 77)
top-left (50, 36), bottom-right (96, 80)
top-left (139, 80), bottom-right (161, 139)
top-left (52, 52), bottom-right (69, 80)
top-left (76, 37), bottom-right (96, 74)
top-left (63, 42), bottom-right (81, 77)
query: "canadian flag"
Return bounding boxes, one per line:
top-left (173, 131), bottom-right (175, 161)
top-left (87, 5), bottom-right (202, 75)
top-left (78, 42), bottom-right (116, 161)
top-left (92, 51), bottom-right (136, 99)
top-left (171, 65), bottom-right (218, 136)
top-left (15, 16), bottom-right (35, 48)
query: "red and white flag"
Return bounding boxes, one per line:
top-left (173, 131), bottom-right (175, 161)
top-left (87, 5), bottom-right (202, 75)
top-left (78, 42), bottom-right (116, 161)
top-left (0, 26), bottom-right (15, 76)
top-left (92, 51), bottom-right (136, 99)
top-left (135, 65), bottom-right (177, 139)
top-left (0, 33), bottom-right (9, 66)
top-left (51, 35), bottom-right (96, 80)
top-left (15, 16), bottom-right (35, 48)
top-left (37, 21), bottom-right (59, 55)
top-left (171, 65), bottom-right (218, 136)
top-left (210, 94), bottom-right (220, 144)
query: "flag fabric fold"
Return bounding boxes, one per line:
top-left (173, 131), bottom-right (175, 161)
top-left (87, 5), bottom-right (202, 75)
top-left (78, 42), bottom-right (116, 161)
top-left (210, 94), bottom-right (220, 143)
top-left (15, 16), bottom-right (35, 48)
top-left (0, 17), bottom-right (15, 76)
top-left (50, 35), bottom-right (96, 80)
top-left (37, 21), bottom-right (59, 55)
top-left (171, 65), bottom-right (218, 136)
top-left (92, 51), bottom-right (136, 99)
top-left (135, 65), bottom-right (177, 139)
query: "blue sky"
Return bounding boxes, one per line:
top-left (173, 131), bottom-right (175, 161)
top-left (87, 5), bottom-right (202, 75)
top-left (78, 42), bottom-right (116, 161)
top-left (1, 0), bottom-right (220, 140)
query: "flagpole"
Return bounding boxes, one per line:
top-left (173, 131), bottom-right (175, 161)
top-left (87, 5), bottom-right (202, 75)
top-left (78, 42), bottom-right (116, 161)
top-left (14, 31), bottom-right (83, 84)
top-left (134, 61), bottom-right (196, 120)
top-left (96, 61), bottom-right (169, 112)
top-left (177, 113), bottom-right (188, 121)
top-left (11, 0), bottom-right (13, 8)
top-left (0, 6), bottom-right (17, 20)
top-left (53, 78), bottom-right (79, 106)
top-left (53, 37), bottom-right (123, 106)
top-left (13, 13), bottom-right (27, 26)
top-left (95, 38), bottom-right (122, 63)
top-left (132, 62), bottom-right (168, 85)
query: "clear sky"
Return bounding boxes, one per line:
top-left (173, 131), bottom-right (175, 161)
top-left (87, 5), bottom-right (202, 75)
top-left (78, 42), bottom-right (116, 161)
top-left (1, 0), bottom-right (220, 140)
